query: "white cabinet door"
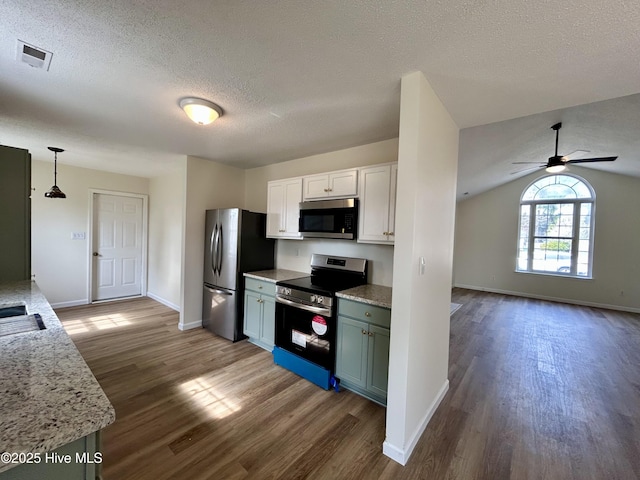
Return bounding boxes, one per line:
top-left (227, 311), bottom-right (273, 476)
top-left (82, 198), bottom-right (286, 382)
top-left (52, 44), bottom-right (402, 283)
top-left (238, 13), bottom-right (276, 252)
top-left (303, 174), bottom-right (330, 199)
top-left (328, 169), bottom-right (358, 197)
top-left (302, 169), bottom-right (358, 200)
top-left (358, 164), bottom-right (395, 244)
top-left (267, 178), bottom-right (302, 238)
top-left (266, 181), bottom-right (285, 237)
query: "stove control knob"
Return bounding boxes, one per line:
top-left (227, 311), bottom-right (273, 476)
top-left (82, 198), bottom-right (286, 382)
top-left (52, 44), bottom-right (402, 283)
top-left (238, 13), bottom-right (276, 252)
top-left (316, 296), bottom-right (324, 304)
top-left (310, 295), bottom-right (317, 302)
top-left (284, 288), bottom-right (291, 295)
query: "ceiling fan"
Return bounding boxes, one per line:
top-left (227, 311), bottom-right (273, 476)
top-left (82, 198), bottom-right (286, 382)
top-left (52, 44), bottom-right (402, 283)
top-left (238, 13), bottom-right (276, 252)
top-left (512, 122), bottom-right (617, 174)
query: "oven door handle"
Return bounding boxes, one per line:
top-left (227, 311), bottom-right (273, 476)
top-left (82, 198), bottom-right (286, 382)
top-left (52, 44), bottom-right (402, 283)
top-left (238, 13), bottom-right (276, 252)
top-left (275, 296), bottom-right (332, 317)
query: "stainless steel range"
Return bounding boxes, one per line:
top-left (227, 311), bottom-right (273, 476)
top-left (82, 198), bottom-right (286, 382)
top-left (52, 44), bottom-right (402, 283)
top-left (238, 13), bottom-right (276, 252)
top-left (274, 254), bottom-right (367, 389)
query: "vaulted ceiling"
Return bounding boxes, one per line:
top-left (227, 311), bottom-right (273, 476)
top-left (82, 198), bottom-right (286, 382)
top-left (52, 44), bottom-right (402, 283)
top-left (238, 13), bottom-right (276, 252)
top-left (1, 1), bottom-right (639, 197)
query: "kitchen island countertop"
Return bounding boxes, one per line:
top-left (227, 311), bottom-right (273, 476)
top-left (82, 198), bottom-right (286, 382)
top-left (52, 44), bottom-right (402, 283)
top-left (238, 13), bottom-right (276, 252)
top-left (337, 284), bottom-right (392, 309)
top-left (0, 281), bottom-right (115, 474)
top-left (244, 269), bottom-right (308, 283)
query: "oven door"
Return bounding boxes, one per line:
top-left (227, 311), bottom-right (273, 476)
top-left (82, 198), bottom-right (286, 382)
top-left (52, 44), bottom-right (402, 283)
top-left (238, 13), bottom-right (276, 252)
top-left (275, 298), bottom-right (335, 370)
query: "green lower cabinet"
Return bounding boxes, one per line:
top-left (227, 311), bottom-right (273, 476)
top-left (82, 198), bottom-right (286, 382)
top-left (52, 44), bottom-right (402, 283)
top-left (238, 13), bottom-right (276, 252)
top-left (243, 279), bottom-right (276, 352)
top-left (243, 290), bottom-right (262, 339)
top-left (366, 324), bottom-right (390, 400)
top-left (336, 316), bottom-right (369, 388)
top-left (259, 295), bottom-right (275, 348)
top-left (335, 299), bottom-right (391, 406)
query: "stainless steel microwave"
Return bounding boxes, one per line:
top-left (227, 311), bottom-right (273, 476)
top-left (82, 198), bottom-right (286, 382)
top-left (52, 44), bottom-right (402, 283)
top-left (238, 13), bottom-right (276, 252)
top-left (298, 198), bottom-right (358, 240)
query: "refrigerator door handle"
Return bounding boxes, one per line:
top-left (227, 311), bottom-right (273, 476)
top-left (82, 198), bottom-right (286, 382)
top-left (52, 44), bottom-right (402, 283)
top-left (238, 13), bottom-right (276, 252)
top-left (211, 223), bottom-right (219, 275)
top-left (217, 224), bottom-right (223, 275)
top-left (204, 286), bottom-right (234, 296)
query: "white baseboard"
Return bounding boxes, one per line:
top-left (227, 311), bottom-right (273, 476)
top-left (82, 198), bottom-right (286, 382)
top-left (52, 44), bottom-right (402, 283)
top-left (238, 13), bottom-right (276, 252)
top-left (383, 379), bottom-right (449, 465)
top-left (453, 283), bottom-right (640, 314)
top-left (50, 299), bottom-right (89, 309)
top-left (146, 292), bottom-right (180, 312)
top-left (179, 320), bottom-right (202, 331)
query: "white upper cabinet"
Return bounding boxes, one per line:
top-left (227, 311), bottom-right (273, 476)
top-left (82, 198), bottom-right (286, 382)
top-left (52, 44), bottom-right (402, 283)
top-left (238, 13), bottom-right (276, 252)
top-left (357, 163), bottom-right (398, 244)
top-left (302, 169), bottom-right (358, 200)
top-left (267, 178), bottom-right (303, 239)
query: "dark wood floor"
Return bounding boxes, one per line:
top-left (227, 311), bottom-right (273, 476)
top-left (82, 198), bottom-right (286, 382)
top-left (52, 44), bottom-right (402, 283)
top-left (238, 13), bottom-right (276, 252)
top-left (56, 288), bottom-right (640, 479)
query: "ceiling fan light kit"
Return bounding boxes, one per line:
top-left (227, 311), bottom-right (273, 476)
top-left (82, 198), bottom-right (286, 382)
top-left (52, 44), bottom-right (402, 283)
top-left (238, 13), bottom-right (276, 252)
top-left (179, 97), bottom-right (223, 125)
top-left (44, 147), bottom-right (66, 199)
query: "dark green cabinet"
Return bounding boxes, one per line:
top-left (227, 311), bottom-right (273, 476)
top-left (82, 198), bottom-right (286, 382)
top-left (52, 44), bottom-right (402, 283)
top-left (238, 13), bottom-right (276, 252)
top-left (336, 299), bottom-right (391, 406)
top-left (243, 278), bottom-right (276, 351)
top-left (0, 145), bottom-right (31, 282)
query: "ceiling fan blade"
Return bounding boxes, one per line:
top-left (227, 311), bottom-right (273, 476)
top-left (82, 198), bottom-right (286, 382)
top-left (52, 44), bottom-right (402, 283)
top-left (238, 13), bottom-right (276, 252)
top-left (510, 165), bottom-right (544, 175)
top-left (512, 161), bottom-right (544, 165)
top-left (562, 149), bottom-right (590, 160)
top-left (566, 156), bottom-right (617, 164)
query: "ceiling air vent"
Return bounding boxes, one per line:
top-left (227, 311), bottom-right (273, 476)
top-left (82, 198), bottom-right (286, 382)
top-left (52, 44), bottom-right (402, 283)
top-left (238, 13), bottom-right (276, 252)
top-left (16, 40), bottom-right (53, 71)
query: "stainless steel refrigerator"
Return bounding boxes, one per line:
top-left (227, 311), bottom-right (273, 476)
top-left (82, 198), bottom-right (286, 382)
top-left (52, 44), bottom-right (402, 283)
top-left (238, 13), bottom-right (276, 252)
top-left (203, 208), bottom-right (275, 341)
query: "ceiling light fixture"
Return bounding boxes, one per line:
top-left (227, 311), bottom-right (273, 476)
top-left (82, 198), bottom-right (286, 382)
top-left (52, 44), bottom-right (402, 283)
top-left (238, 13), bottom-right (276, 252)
top-left (45, 147), bottom-right (66, 198)
top-left (179, 97), bottom-right (223, 125)
top-left (545, 164), bottom-right (567, 173)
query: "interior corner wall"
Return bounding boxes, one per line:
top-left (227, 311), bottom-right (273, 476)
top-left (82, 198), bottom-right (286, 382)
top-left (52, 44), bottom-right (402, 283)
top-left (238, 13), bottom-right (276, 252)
top-left (31, 160), bottom-right (149, 307)
top-left (180, 156), bottom-right (246, 330)
top-left (453, 167), bottom-right (640, 312)
top-left (147, 167), bottom-right (185, 311)
top-left (384, 71), bottom-right (459, 465)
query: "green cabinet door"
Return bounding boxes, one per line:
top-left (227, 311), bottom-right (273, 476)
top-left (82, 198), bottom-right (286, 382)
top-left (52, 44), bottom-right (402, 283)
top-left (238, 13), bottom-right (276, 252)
top-left (0, 145), bottom-right (31, 282)
top-left (336, 316), bottom-right (368, 389)
top-left (367, 324), bottom-right (390, 399)
top-left (260, 295), bottom-right (276, 349)
top-left (243, 290), bottom-right (262, 339)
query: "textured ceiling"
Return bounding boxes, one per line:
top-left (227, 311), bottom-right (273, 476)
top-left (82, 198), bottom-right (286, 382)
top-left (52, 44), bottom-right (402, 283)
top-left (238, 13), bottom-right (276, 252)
top-left (1, 1), bottom-right (639, 196)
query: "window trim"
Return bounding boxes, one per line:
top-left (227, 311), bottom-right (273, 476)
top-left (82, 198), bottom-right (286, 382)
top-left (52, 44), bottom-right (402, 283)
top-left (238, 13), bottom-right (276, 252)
top-left (516, 173), bottom-right (595, 279)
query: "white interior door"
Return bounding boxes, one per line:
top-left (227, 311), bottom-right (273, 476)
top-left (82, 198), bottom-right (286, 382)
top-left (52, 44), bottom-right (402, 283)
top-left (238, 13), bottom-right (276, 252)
top-left (92, 193), bottom-right (144, 301)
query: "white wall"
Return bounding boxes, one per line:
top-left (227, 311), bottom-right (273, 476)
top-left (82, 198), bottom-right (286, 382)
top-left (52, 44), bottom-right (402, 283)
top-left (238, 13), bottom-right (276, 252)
top-left (384, 72), bottom-right (459, 465)
top-left (180, 156), bottom-right (246, 329)
top-left (147, 167), bottom-right (185, 310)
top-left (276, 240), bottom-right (394, 286)
top-left (244, 138), bottom-right (398, 285)
top-left (453, 167), bottom-right (640, 312)
top-left (31, 160), bottom-right (149, 307)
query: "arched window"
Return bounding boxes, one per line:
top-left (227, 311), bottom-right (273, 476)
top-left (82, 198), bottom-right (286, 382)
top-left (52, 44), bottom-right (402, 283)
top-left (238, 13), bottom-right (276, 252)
top-left (517, 174), bottom-right (595, 278)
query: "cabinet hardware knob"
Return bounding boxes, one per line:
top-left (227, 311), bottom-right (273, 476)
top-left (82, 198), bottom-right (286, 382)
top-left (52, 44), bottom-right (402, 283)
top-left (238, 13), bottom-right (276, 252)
top-left (258, 285), bottom-right (262, 289)
top-left (382, 231), bottom-right (388, 235)
top-left (361, 329), bottom-right (367, 335)
top-left (368, 332), bottom-right (374, 337)
top-left (388, 232), bottom-right (394, 236)
top-left (365, 312), bottom-right (371, 317)
top-left (323, 188), bottom-right (328, 192)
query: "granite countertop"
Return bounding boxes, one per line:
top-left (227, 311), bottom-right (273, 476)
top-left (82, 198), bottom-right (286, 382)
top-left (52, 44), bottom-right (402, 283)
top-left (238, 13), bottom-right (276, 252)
top-left (337, 284), bottom-right (392, 309)
top-left (244, 269), bottom-right (308, 283)
top-left (0, 281), bottom-right (115, 473)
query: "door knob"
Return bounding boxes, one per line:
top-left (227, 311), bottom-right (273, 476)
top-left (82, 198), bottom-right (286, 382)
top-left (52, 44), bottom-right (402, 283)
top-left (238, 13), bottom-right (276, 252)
top-left (92, 252), bottom-right (101, 257)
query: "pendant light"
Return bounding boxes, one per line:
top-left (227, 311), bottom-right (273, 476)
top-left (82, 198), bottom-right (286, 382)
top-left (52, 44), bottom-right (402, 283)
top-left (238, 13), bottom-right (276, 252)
top-left (45, 147), bottom-right (66, 198)
top-left (179, 97), bottom-right (223, 125)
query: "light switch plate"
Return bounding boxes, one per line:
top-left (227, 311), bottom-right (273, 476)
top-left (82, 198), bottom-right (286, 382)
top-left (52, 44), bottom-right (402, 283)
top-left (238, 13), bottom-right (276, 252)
top-left (71, 232), bottom-right (86, 240)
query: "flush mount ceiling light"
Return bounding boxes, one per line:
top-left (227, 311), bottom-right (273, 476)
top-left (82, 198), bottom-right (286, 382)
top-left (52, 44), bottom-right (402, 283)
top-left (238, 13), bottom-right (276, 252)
top-left (45, 147), bottom-right (66, 198)
top-left (179, 97), bottom-right (223, 125)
